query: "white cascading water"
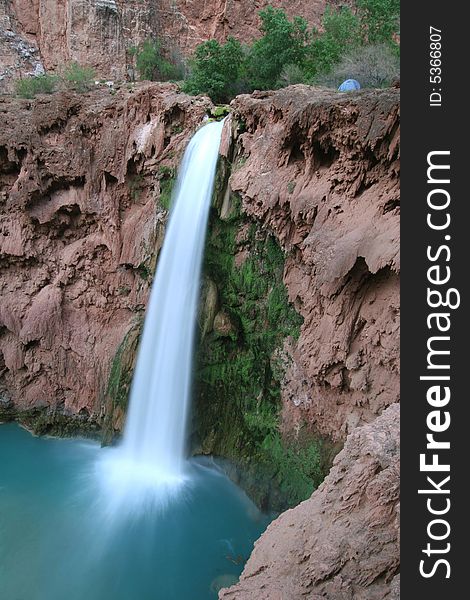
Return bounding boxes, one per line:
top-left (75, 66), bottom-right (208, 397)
top-left (97, 120), bottom-right (225, 511)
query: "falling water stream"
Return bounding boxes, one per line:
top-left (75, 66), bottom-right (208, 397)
top-left (123, 119), bottom-right (224, 481)
top-left (0, 121), bottom-right (273, 599)
top-left (97, 119), bottom-right (225, 511)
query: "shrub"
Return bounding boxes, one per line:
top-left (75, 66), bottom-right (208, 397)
top-left (131, 39), bottom-right (182, 82)
top-left (247, 6), bottom-right (310, 89)
top-left (183, 37), bottom-right (245, 103)
top-left (277, 63), bottom-right (308, 88)
top-left (317, 43), bottom-right (400, 89)
top-left (15, 74), bottom-right (58, 99)
top-left (62, 62), bottom-right (96, 92)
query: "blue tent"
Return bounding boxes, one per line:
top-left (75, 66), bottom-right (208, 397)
top-left (338, 79), bottom-right (361, 92)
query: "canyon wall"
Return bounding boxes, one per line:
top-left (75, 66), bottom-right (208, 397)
top-left (0, 0), bottom-right (344, 92)
top-left (0, 81), bottom-right (400, 456)
top-left (191, 86), bottom-right (399, 513)
top-left (0, 82), bottom-right (400, 597)
top-left (215, 86), bottom-right (400, 596)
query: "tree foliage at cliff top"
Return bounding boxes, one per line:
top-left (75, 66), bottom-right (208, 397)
top-left (183, 1), bottom-right (400, 102)
top-left (182, 37), bottom-right (245, 103)
top-left (246, 8), bottom-right (311, 90)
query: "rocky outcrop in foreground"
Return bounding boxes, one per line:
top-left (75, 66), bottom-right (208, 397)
top-left (220, 403), bottom-right (400, 600)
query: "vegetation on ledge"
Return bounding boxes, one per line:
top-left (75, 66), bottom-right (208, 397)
top-left (15, 62), bottom-right (96, 99)
top-left (182, 0), bottom-right (400, 102)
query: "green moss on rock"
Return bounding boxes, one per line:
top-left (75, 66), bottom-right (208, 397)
top-left (157, 165), bottom-right (177, 211)
top-left (195, 208), bottom-right (325, 510)
top-left (1, 405), bottom-right (101, 439)
top-left (102, 318), bottom-right (142, 444)
top-left (210, 105), bottom-right (231, 120)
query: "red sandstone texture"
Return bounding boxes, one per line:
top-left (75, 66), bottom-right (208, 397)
top-left (217, 86), bottom-right (400, 599)
top-left (0, 83), bottom-right (211, 422)
top-left (0, 0), bottom-right (44, 88)
top-left (220, 403), bottom-right (400, 600)
top-left (227, 85), bottom-right (400, 443)
top-left (0, 0), bottom-right (344, 91)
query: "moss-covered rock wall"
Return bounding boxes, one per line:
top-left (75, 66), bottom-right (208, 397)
top-left (192, 155), bottom-right (329, 510)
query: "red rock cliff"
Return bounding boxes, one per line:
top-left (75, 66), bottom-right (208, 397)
top-left (0, 83), bottom-right (211, 430)
top-left (0, 0), bottom-right (345, 91)
top-left (0, 82), bottom-right (399, 453)
top-left (0, 83), bottom-right (400, 598)
top-left (227, 86), bottom-right (400, 443)
top-left (216, 87), bottom-right (400, 598)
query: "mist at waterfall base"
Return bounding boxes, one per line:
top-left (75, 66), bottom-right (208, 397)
top-left (0, 425), bottom-right (271, 599)
top-left (0, 121), bottom-right (273, 599)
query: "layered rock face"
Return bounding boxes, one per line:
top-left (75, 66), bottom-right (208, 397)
top-left (1, 0), bottom-right (146, 89)
top-left (220, 404), bottom-right (400, 599)
top-left (0, 83), bottom-right (211, 433)
top-left (0, 0), bottom-right (341, 92)
top-left (154, 0), bottom-right (336, 55)
top-left (227, 86), bottom-right (400, 443)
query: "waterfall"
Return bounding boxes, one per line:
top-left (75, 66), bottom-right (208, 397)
top-left (98, 120), bottom-right (224, 507)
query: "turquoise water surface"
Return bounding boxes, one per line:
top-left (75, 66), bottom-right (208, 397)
top-left (0, 424), bottom-right (271, 600)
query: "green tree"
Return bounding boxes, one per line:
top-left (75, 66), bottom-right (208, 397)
top-left (131, 39), bottom-right (181, 81)
top-left (183, 37), bottom-right (245, 103)
top-left (357, 0), bottom-right (400, 45)
top-left (247, 6), bottom-right (311, 89)
top-left (305, 7), bottom-right (360, 78)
